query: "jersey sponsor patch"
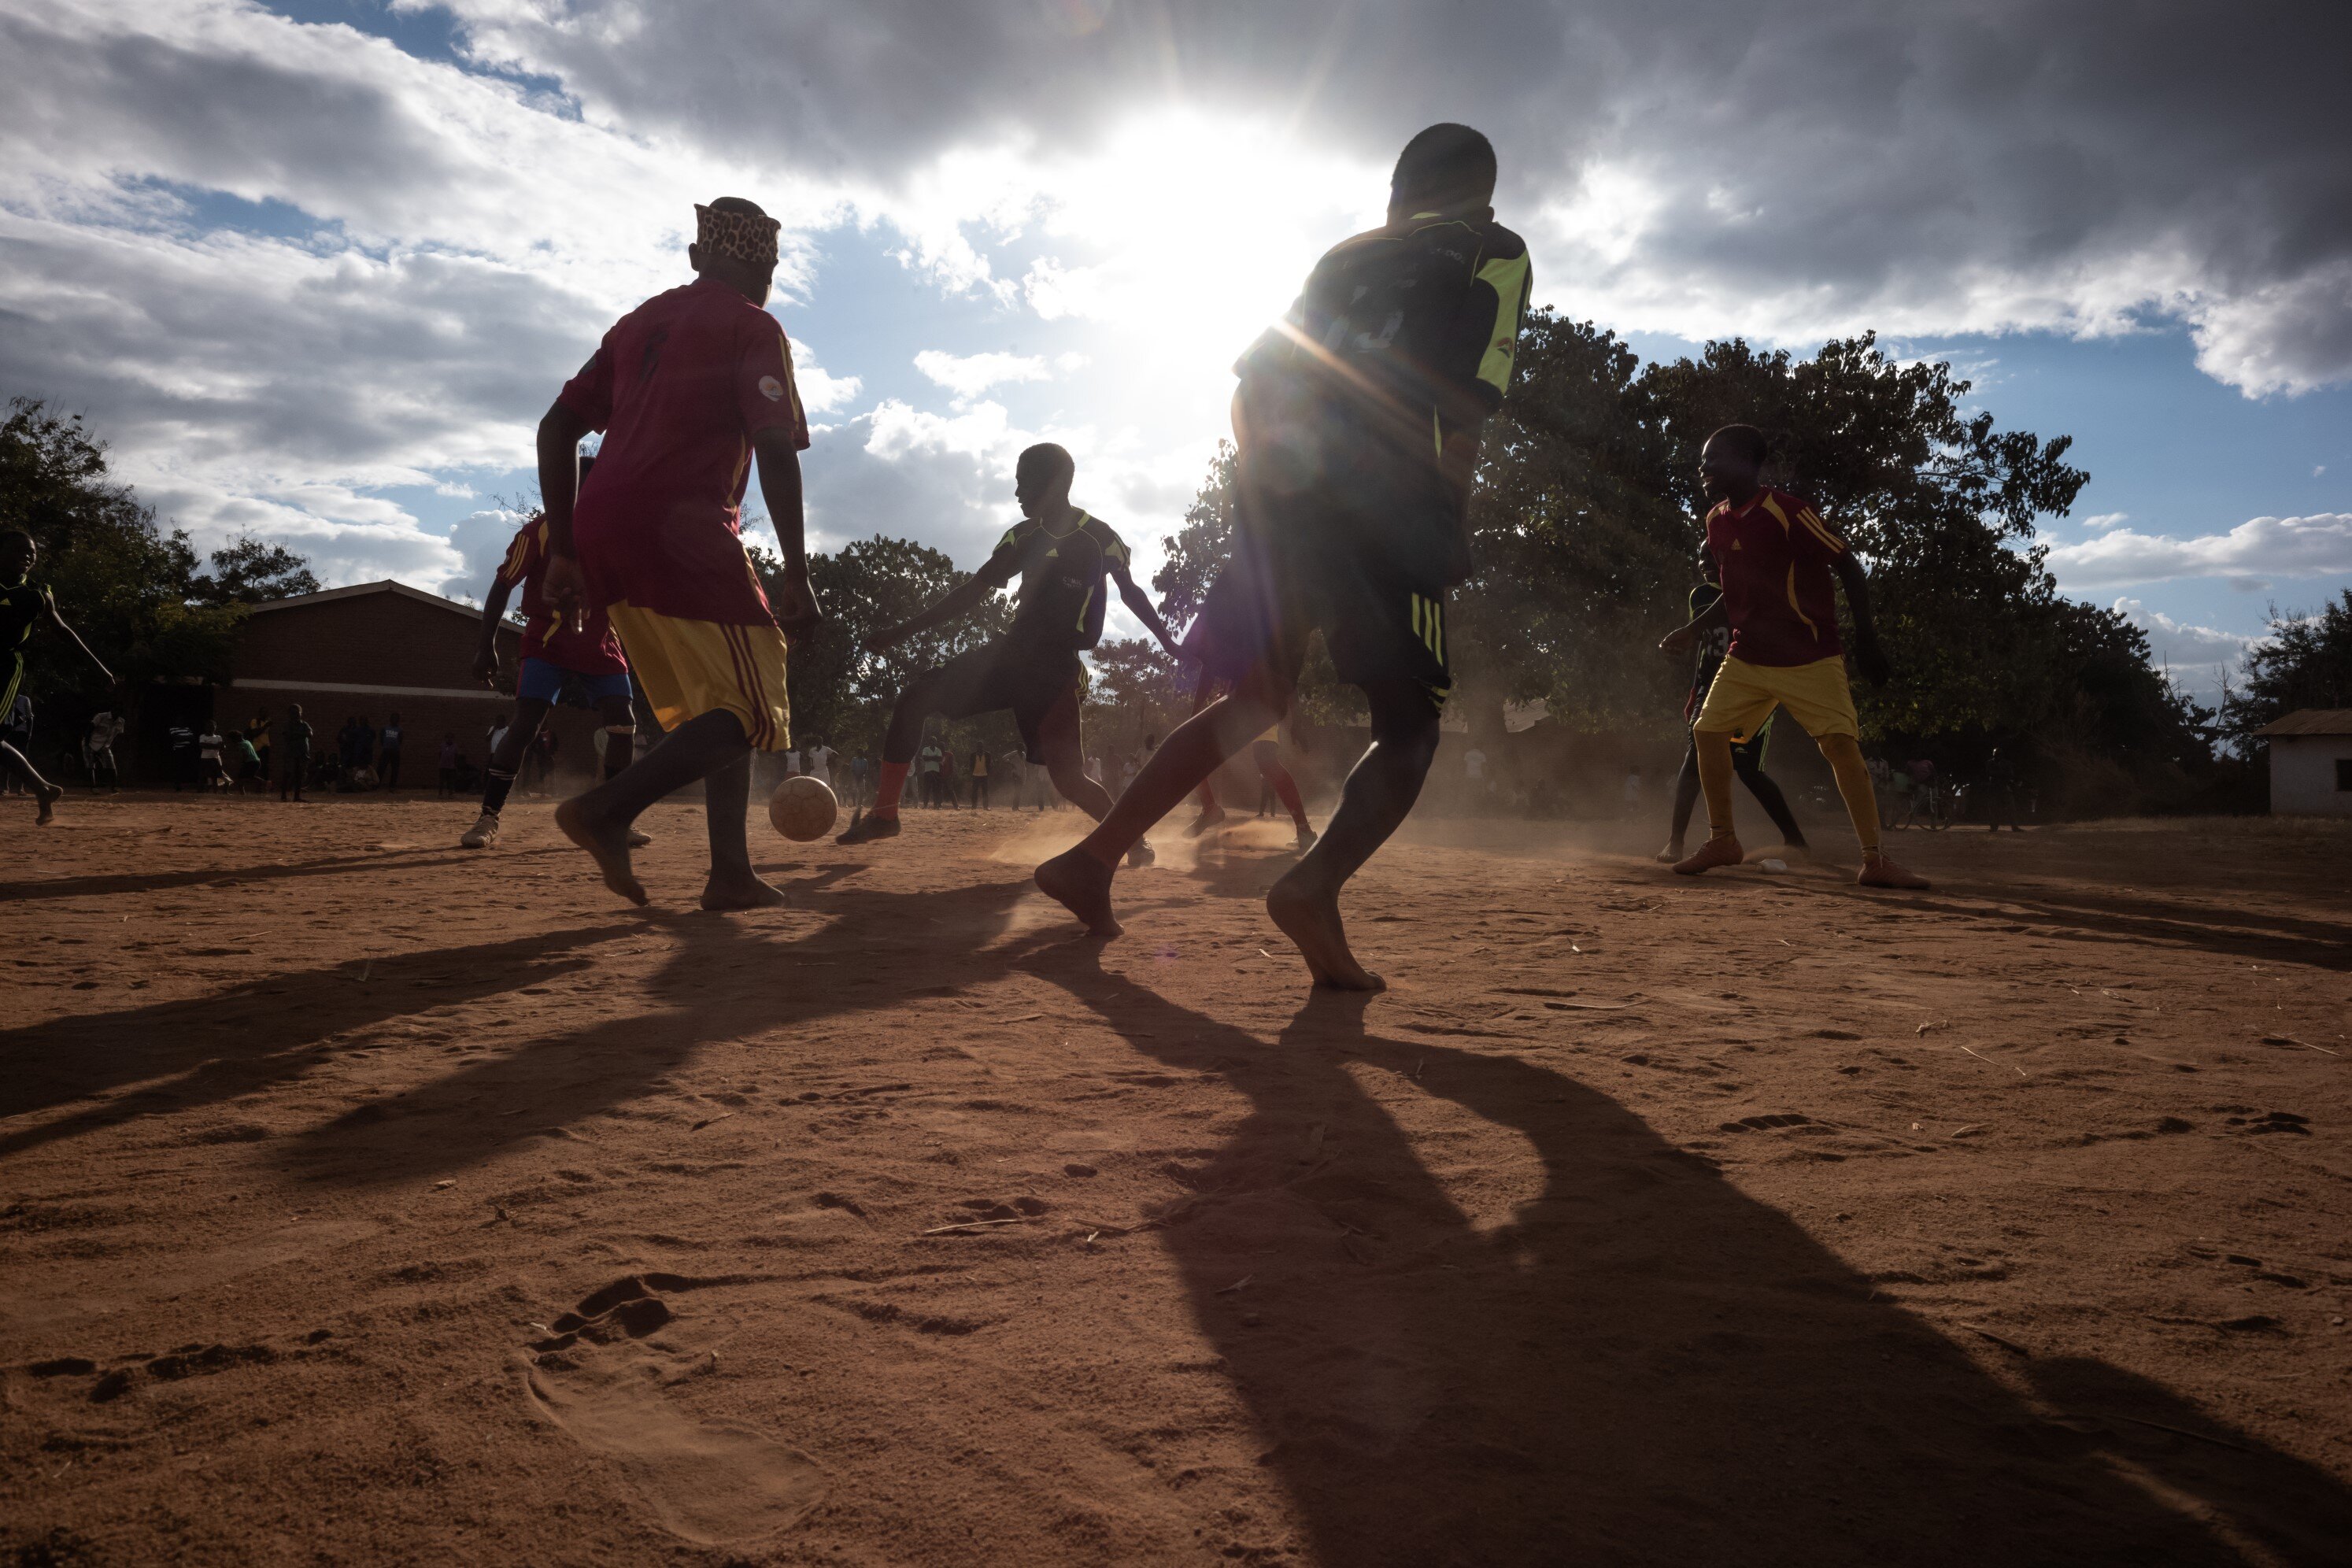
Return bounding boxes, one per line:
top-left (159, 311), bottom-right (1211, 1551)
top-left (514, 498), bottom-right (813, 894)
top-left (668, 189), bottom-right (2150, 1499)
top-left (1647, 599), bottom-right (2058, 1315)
top-left (758, 375), bottom-right (786, 402)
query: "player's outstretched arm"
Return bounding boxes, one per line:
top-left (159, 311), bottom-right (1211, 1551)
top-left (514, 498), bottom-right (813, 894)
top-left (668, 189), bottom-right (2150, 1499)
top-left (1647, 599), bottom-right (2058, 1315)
top-left (862, 554), bottom-right (1014, 655)
top-left (1830, 553), bottom-right (1892, 686)
top-left (1658, 595), bottom-right (1726, 654)
top-left (1114, 566), bottom-right (1184, 660)
top-left (44, 589), bottom-right (113, 685)
top-left (535, 399), bottom-right (595, 631)
top-left (752, 428), bottom-right (822, 640)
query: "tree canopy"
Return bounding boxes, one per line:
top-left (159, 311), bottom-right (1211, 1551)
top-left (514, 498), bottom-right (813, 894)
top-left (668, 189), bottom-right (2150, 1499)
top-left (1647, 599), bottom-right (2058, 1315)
top-left (2221, 590), bottom-right (2352, 746)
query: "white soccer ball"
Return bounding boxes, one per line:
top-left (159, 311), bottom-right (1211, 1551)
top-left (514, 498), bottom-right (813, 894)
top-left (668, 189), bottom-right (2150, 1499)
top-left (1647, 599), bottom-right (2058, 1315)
top-left (768, 774), bottom-right (838, 842)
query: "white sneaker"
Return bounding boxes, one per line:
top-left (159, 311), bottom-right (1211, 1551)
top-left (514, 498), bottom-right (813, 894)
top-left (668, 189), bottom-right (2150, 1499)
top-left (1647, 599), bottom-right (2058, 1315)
top-left (460, 812), bottom-right (501, 849)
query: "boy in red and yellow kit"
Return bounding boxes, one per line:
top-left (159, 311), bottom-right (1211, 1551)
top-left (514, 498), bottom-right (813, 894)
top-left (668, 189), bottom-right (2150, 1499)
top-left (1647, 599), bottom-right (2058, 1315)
top-left (535, 196), bottom-right (823, 910)
top-left (1659, 424), bottom-right (1928, 890)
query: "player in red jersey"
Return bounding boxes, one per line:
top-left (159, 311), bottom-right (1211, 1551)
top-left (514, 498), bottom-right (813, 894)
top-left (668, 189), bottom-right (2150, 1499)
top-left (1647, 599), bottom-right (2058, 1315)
top-left (534, 198), bottom-right (823, 909)
top-left (1658, 425), bottom-right (1928, 889)
top-left (459, 485), bottom-right (647, 851)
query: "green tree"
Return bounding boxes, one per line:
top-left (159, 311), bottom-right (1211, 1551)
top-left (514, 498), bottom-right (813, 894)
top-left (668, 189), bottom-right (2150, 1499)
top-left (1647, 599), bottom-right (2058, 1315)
top-left (192, 534), bottom-right (320, 605)
top-left (0, 398), bottom-right (246, 716)
top-left (2220, 590), bottom-right (2352, 747)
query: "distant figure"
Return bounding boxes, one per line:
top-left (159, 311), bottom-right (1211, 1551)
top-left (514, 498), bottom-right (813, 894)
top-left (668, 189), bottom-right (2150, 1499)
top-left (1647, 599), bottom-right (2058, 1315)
top-left (231, 731), bottom-right (263, 793)
top-left (1981, 745), bottom-right (2025, 831)
top-left (246, 708), bottom-right (272, 781)
top-left (917, 737), bottom-right (945, 806)
top-left (438, 734), bottom-right (460, 797)
top-left (1622, 764), bottom-right (1644, 815)
top-left (278, 703), bottom-right (314, 801)
top-left (834, 443), bottom-right (1180, 856)
top-left (849, 753), bottom-right (869, 808)
top-left (197, 723), bottom-right (226, 792)
top-left (2, 530), bottom-right (113, 822)
top-left (87, 710), bottom-right (123, 793)
top-left (969, 745), bottom-right (989, 808)
top-left (804, 738), bottom-right (837, 789)
top-left (379, 712), bottom-right (405, 790)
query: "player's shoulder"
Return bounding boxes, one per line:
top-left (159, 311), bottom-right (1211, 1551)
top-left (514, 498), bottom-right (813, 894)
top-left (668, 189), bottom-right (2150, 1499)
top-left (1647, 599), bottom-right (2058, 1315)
top-left (1081, 512), bottom-right (1129, 554)
top-left (1467, 217), bottom-right (1528, 263)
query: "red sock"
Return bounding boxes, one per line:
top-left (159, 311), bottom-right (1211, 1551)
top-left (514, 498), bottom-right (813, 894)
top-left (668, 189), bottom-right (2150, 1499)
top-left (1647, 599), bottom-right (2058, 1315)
top-left (1196, 779), bottom-right (1219, 813)
top-left (875, 760), bottom-right (910, 817)
top-left (1269, 762), bottom-right (1307, 827)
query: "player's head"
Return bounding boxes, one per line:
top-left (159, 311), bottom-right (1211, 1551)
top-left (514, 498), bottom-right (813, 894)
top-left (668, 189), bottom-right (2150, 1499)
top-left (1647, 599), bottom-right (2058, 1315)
top-left (0, 529), bottom-right (33, 579)
top-left (287, 702), bottom-right (304, 719)
top-left (1389, 124), bottom-right (1496, 221)
top-left (689, 196), bottom-right (781, 305)
top-left (1014, 442), bottom-right (1076, 517)
top-left (1699, 424), bottom-right (1769, 507)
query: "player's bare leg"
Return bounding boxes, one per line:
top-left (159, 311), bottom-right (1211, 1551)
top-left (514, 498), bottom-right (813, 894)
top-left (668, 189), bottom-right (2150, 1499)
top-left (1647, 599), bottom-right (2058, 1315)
top-left (1673, 730), bottom-right (1746, 874)
top-left (1819, 733), bottom-right (1929, 889)
top-left (594, 693), bottom-right (653, 849)
top-left (1264, 679), bottom-right (1433, 991)
top-left (3, 740), bottom-right (61, 823)
top-left (698, 747), bottom-right (786, 911)
top-left (1183, 671), bottom-right (1226, 835)
top-left (1036, 677), bottom-right (1282, 936)
top-left (559, 707), bottom-right (752, 906)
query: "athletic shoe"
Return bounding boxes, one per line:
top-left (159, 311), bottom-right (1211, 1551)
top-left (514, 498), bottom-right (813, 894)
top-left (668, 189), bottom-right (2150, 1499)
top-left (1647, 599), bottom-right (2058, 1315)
top-left (1126, 839), bottom-right (1156, 869)
top-left (626, 827), bottom-right (653, 849)
top-left (835, 811), bottom-right (900, 846)
top-left (1858, 854), bottom-right (1931, 890)
top-left (460, 812), bottom-right (501, 849)
top-left (1672, 836), bottom-right (1744, 875)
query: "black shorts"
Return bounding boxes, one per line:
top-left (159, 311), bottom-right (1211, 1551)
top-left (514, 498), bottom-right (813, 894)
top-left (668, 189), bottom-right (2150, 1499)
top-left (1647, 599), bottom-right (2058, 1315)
top-left (912, 639), bottom-right (1083, 762)
top-left (1182, 528), bottom-right (1450, 703)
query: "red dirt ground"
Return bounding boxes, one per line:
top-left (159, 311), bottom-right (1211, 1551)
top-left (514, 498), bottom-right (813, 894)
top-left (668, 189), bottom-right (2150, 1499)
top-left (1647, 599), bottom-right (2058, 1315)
top-left (2, 793), bottom-right (2349, 1566)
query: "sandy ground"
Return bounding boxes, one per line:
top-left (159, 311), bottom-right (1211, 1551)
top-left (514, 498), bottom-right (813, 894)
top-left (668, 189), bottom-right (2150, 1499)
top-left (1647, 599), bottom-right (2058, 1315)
top-left (2, 791), bottom-right (2349, 1567)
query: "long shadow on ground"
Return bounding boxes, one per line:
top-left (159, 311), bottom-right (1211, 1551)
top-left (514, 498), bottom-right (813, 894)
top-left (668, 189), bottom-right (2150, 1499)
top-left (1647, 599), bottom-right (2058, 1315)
top-left (1025, 949), bottom-right (2352, 1566)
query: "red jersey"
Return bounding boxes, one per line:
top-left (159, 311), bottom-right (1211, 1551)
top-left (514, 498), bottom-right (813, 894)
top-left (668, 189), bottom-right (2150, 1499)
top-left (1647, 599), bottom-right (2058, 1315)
top-left (557, 277), bottom-right (809, 625)
top-left (1704, 488), bottom-right (1847, 668)
top-left (496, 517), bottom-right (627, 675)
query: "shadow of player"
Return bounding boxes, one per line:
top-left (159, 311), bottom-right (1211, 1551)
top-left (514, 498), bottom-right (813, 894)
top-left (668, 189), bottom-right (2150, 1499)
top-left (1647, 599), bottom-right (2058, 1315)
top-left (1021, 951), bottom-right (2352, 1566)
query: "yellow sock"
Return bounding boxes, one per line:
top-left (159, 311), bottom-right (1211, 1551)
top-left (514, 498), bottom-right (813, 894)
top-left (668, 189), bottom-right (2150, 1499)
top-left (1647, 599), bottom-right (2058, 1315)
top-left (1695, 730), bottom-right (1737, 841)
top-left (1818, 734), bottom-right (1883, 858)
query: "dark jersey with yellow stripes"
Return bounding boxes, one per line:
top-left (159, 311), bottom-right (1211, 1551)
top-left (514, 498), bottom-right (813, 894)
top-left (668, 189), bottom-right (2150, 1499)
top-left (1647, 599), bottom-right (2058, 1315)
top-left (978, 510), bottom-right (1131, 653)
top-left (0, 578), bottom-right (45, 660)
top-left (1235, 213), bottom-right (1530, 586)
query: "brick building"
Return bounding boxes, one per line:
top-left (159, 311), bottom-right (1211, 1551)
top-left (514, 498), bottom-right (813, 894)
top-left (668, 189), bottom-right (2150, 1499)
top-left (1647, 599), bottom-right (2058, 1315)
top-left (227, 580), bottom-right (613, 787)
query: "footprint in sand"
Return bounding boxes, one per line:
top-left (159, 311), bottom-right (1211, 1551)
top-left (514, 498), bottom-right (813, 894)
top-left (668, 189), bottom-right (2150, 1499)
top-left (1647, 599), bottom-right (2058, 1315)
top-left (522, 1274), bottom-right (823, 1545)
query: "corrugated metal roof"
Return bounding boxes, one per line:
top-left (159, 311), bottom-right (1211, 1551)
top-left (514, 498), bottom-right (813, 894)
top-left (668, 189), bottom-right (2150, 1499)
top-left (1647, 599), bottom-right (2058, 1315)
top-left (244, 579), bottom-right (481, 622)
top-left (2254, 708), bottom-right (2352, 737)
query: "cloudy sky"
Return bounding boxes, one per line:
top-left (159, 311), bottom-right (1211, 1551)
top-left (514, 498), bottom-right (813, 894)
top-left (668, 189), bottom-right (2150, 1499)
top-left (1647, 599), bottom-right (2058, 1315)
top-left (3, 0), bottom-right (2347, 705)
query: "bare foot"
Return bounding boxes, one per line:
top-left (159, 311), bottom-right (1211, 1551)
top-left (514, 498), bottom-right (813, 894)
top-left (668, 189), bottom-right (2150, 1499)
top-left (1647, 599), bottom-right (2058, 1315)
top-left (1267, 872), bottom-right (1385, 992)
top-left (1185, 804), bottom-right (1226, 837)
top-left (554, 797), bottom-right (649, 906)
top-left (36, 784), bottom-right (61, 824)
top-left (1035, 847), bottom-right (1122, 938)
top-left (701, 869), bottom-right (786, 911)
top-left (1673, 836), bottom-right (1744, 875)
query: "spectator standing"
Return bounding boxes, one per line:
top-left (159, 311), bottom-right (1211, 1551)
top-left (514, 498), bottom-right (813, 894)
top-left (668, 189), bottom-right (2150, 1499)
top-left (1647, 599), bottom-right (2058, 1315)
top-left (970, 745), bottom-right (989, 808)
top-left (246, 709), bottom-right (272, 782)
top-left (87, 710), bottom-right (123, 792)
top-left (231, 731), bottom-right (262, 793)
top-left (279, 704), bottom-right (314, 801)
top-left (379, 712), bottom-right (405, 790)
top-left (438, 734), bottom-right (460, 797)
top-left (197, 723), bottom-right (226, 791)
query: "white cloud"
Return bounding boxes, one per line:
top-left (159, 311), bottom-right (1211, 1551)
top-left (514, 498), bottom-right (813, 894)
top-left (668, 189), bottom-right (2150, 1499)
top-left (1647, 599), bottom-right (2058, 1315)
top-left (2110, 599), bottom-right (2261, 667)
top-left (2081, 512), bottom-right (2129, 531)
top-left (912, 349), bottom-right (1048, 402)
top-left (2045, 513), bottom-right (2352, 590)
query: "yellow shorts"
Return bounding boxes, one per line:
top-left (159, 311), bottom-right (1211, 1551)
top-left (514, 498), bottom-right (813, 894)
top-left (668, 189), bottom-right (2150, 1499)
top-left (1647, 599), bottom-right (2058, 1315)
top-left (1693, 654), bottom-right (1857, 743)
top-left (606, 602), bottom-right (791, 752)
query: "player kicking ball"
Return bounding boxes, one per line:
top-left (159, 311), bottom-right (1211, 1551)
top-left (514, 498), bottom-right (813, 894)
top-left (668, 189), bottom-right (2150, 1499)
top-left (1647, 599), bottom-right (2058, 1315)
top-left (1658, 424), bottom-right (1928, 889)
top-left (835, 443), bottom-right (1182, 860)
top-left (535, 196), bottom-right (823, 910)
top-left (0, 529), bottom-right (113, 824)
top-left (1037, 124), bottom-right (1533, 989)
top-left (460, 489), bottom-right (649, 852)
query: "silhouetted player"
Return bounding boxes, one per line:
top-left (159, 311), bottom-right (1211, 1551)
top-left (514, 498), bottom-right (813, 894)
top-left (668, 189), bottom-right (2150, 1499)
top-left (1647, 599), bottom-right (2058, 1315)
top-left (1659, 425), bottom-right (1928, 889)
top-left (1037, 124), bottom-right (1532, 988)
top-left (1657, 558), bottom-right (1807, 863)
top-left (0, 530), bottom-right (112, 823)
top-left (838, 444), bottom-right (1181, 856)
top-left (461, 486), bottom-right (647, 852)
top-left (537, 197), bottom-right (824, 909)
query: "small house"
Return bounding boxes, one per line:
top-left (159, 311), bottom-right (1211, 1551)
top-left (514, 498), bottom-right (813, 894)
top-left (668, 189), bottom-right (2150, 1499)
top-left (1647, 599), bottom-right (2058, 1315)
top-left (2255, 708), bottom-right (2352, 815)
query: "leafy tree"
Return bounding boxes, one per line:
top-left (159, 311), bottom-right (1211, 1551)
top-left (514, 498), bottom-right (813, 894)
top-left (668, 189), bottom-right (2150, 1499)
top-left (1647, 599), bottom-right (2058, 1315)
top-left (2220, 590), bottom-right (2352, 746)
top-left (192, 534), bottom-right (321, 605)
top-left (1081, 636), bottom-right (1188, 760)
top-left (0, 398), bottom-right (245, 716)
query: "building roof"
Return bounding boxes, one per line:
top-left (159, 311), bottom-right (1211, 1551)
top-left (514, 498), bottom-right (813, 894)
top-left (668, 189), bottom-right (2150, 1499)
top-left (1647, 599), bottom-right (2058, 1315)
top-left (245, 579), bottom-right (482, 623)
top-left (2254, 708), bottom-right (2352, 738)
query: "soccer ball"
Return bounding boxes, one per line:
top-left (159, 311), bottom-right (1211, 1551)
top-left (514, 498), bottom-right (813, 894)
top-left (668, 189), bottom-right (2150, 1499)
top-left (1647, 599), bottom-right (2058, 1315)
top-left (768, 775), bottom-right (838, 842)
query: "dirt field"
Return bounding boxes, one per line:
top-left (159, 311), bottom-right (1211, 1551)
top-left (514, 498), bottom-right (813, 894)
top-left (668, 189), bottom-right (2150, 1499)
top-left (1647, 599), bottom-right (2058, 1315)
top-left (2, 793), bottom-right (2348, 1566)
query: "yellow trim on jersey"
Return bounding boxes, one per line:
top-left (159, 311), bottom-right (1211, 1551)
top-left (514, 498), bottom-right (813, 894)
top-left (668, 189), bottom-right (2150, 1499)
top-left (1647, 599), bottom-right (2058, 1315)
top-left (1474, 250), bottom-right (1533, 397)
top-left (1784, 564), bottom-right (1819, 642)
top-left (1759, 494), bottom-right (1791, 531)
top-left (1411, 593), bottom-right (1446, 665)
top-left (1796, 505), bottom-right (1845, 553)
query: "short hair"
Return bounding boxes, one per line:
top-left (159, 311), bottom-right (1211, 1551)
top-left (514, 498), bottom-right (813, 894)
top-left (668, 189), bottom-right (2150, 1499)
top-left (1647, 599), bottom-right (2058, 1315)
top-left (0, 528), bottom-right (32, 549)
top-left (706, 194), bottom-right (769, 220)
top-left (1017, 442), bottom-right (1075, 490)
top-left (1392, 124), bottom-right (1497, 209)
top-left (1705, 424), bottom-right (1770, 467)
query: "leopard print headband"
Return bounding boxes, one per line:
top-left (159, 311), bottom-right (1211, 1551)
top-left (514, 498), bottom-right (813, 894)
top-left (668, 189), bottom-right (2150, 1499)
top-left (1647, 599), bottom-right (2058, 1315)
top-left (695, 203), bottom-right (780, 269)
